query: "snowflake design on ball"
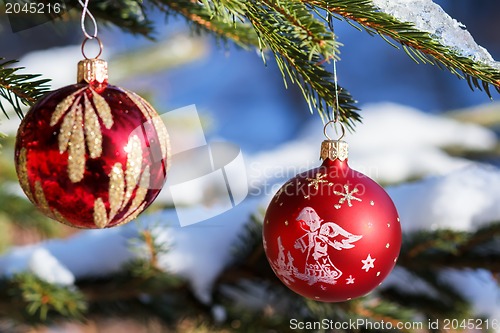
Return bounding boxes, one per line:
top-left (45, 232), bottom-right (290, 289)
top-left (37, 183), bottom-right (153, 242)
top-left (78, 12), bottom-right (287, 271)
top-left (333, 184), bottom-right (362, 207)
top-left (306, 172), bottom-right (328, 190)
top-left (361, 254), bottom-right (376, 272)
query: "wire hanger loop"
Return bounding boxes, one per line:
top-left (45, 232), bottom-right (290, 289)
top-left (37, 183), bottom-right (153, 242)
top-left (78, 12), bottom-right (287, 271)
top-left (79, 0), bottom-right (98, 39)
top-left (81, 36), bottom-right (103, 59)
top-left (323, 119), bottom-right (346, 141)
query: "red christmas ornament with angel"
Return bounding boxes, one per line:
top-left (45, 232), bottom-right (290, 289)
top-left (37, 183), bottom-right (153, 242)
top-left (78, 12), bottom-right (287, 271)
top-left (263, 122), bottom-right (402, 302)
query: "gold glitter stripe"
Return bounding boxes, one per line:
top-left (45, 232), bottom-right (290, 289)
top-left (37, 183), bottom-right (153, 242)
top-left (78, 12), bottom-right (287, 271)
top-left (139, 166), bottom-right (150, 189)
top-left (52, 209), bottom-right (73, 227)
top-left (34, 181), bottom-right (54, 219)
top-left (83, 94), bottom-right (103, 159)
top-left (108, 163), bottom-right (125, 220)
top-left (131, 166), bottom-right (150, 208)
top-left (58, 103), bottom-right (77, 153)
top-left (124, 135), bottom-right (142, 205)
top-left (115, 166), bottom-right (150, 226)
top-left (124, 91), bottom-right (151, 120)
top-left (68, 104), bottom-right (85, 183)
top-left (32, 180), bottom-right (73, 226)
top-left (17, 148), bottom-right (35, 203)
top-left (152, 115), bottom-right (170, 165)
top-left (124, 90), bottom-right (170, 167)
top-left (91, 88), bottom-right (113, 129)
top-left (143, 100), bottom-right (169, 161)
top-left (93, 198), bottom-right (108, 228)
top-left (50, 87), bottom-right (86, 126)
top-left (115, 202), bottom-right (146, 227)
top-left (140, 97), bottom-right (169, 162)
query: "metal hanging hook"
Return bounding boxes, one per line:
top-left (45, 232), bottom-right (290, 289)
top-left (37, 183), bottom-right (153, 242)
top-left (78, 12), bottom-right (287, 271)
top-left (323, 119), bottom-right (345, 141)
top-left (79, 0), bottom-right (102, 59)
top-left (81, 36), bottom-right (103, 59)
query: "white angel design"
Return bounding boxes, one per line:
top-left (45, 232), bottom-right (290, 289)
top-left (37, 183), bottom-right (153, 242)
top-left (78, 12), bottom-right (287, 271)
top-left (293, 207), bottom-right (363, 285)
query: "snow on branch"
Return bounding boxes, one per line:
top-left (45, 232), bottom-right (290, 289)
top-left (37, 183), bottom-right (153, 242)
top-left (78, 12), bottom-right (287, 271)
top-left (372, 0), bottom-right (500, 70)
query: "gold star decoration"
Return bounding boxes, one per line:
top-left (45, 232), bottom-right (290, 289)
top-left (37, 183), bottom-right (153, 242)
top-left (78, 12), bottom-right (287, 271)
top-left (306, 172), bottom-right (328, 190)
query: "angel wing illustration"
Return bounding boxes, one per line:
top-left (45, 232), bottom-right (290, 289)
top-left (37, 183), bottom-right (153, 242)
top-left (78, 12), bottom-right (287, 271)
top-left (290, 207), bottom-right (363, 285)
top-left (318, 222), bottom-right (363, 250)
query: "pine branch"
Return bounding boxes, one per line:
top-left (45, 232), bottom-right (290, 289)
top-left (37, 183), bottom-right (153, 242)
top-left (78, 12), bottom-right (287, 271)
top-left (0, 273), bottom-right (87, 323)
top-left (0, 59), bottom-right (50, 119)
top-left (311, 0), bottom-right (500, 96)
top-left (59, 0), bottom-right (360, 126)
top-left (399, 222), bottom-right (500, 271)
top-left (245, 1), bottom-right (360, 127)
top-left (347, 298), bottom-right (418, 331)
top-left (152, 0), bottom-right (259, 48)
top-left (55, 0), bottom-right (500, 127)
top-left (154, 0), bottom-right (361, 126)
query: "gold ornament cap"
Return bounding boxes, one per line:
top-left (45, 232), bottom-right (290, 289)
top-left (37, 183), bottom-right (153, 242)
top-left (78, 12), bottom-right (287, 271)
top-left (320, 140), bottom-right (348, 161)
top-left (77, 58), bottom-right (108, 84)
top-left (321, 120), bottom-right (348, 161)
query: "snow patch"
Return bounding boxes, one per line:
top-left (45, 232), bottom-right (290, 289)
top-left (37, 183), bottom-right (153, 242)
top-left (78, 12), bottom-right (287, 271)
top-left (381, 267), bottom-right (439, 296)
top-left (28, 248), bottom-right (75, 286)
top-left (440, 269), bottom-right (500, 324)
top-left (211, 305), bottom-right (227, 323)
top-left (0, 247), bottom-right (75, 286)
top-left (0, 198), bottom-right (260, 305)
top-left (372, 0), bottom-right (500, 69)
top-left (249, 103), bottom-right (496, 191)
top-left (147, 198), bottom-right (260, 304)
top-left (389, 164), bottom-right (500, 232)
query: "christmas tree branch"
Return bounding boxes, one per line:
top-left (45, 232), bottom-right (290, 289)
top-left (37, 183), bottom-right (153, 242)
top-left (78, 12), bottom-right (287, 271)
top-left (311, 0), bottom-right (500, 96)
top-left (0, 273), bottom-right (87, 323)
top-left (145, 0), bottom-right (361, 125)
top-left (152, 0), bottom-right (259, 48)
top-left (0, 59), bottom-right (50, 119)
top-left (0, 219), bottom-right (495, 330)
top-left (399, 222), bottom-right (500, 272)
top-left (8, 0), bottom-right (499, 125)
top-left (245, 1), bottom-right (360, 126)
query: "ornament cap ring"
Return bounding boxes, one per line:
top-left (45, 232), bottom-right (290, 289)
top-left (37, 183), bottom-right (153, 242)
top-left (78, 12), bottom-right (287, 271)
top-left (323, 119), bottom-right (346, 141)
top-left (81, 36), bottom-right (104, 60)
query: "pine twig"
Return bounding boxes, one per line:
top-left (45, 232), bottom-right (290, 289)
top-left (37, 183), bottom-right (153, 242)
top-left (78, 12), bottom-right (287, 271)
top-left (0, 273), bottom-right (87, 323)
top-left (6, 0), bottom-right (500, 127)
top-left (42, 0), bottom-right (500, 127)
top-left (154, 0), bottom-right (259, 48)
top-left (311, 0), bottom-right (500, 95)
top-left (0, 58), bottom-right (50, 118)
top-left (245, 1), bottom-right (361, 127)
top-left (399, 222), bottom-right (500, 272)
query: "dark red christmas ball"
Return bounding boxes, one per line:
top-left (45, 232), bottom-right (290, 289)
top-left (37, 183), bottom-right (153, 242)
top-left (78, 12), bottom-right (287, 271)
top-left (263, 140), bottom-right (401, 302)
top-left (15, 60), bottom-right (169, 229)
